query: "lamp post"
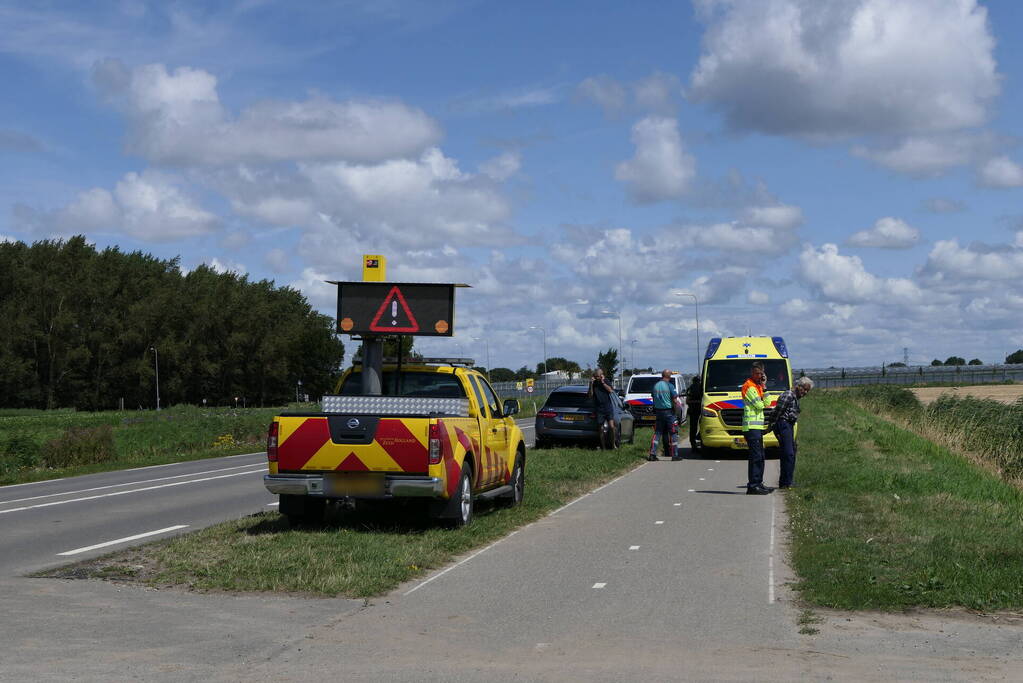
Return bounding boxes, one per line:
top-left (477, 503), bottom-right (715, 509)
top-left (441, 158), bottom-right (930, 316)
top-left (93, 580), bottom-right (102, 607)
top-left (674, 292), bottom-right (700, 374)
top-left (630, 339), bottom-right (639, 375)
top-left (473, 337), bottom-right (491, 380)
top-left (149, 346), bottom-right (160, 411)
top-left (528, 325), bottom-right (546, 392)
top-left (600, 309), bottom-right (623, 390)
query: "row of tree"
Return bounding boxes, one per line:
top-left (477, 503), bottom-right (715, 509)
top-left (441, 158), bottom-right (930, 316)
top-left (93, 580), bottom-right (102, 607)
top-left (889, 351), bottom-right (1023, 367)
top-left (0, 237), bottom-right (344, 410)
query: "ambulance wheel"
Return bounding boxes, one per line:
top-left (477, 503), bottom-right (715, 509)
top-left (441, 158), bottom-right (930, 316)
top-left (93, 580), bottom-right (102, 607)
top-left (498, 453), bottom-right (524, 508)
top-left (445, 468), bottom-right (474, 528)
top-left (279, 494), bottom-right (325, 526)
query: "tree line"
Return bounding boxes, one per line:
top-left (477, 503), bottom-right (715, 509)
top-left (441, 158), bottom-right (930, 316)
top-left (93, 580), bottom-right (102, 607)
top-left (0, 236), bottom-right (344, 410)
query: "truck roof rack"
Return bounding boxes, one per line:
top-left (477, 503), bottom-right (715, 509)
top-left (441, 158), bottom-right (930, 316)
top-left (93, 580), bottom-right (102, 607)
top-left (352, 357), bottom-right (476, 367)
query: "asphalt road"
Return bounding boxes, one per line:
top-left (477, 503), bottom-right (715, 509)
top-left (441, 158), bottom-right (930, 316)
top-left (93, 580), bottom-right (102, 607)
top-left (0, 420), bottom-right (537, 576)
top-left (3, 426), bottom-right (1021, 680)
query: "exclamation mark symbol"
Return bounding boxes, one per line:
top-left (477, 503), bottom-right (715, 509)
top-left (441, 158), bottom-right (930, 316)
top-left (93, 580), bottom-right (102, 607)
top-left (391, 300), bottom-right (398, 326)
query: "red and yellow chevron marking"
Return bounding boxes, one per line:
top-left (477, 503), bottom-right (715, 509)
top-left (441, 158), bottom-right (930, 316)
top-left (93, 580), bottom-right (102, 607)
top-left (277, 416), bottom-right (430, 473)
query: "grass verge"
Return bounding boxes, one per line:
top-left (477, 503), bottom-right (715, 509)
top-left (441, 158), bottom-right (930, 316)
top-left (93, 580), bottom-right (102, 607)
top-left (42, 439), bottom-right (646, 597)
top-left (787, 390), bottom-right (1023, 611)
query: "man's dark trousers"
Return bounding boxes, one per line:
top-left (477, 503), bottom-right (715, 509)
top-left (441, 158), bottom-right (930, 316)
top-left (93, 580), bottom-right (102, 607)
top-left (775, 420), bottom-right (797, 487)
top-left (687, 409), bottom-right (700, 448)
top-left (745, 428), bottom-right (765, 489)
top-left (652, 409), bottom-right (676, 458)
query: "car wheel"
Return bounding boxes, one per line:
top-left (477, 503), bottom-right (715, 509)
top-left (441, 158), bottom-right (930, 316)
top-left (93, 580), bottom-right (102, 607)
top-left (445, 467), bottom-right (474, 528)
top-left (498, 454), bottom-right (524, 508)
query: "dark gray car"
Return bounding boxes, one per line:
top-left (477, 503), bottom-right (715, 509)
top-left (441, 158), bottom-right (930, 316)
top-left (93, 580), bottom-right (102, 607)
top-left (534, 384), bottom-right (635, 448)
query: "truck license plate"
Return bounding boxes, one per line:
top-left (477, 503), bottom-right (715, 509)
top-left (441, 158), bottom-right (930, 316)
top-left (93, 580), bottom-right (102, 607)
top-left (326, 474), bottom-right (384, 497)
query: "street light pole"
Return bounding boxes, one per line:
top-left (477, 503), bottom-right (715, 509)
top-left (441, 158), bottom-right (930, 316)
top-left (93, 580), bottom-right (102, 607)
top-left (529, 326), bottom-right (546, 392)
top-left (473, 337), bottom-right (491, 380)
top-left (149, 346), bottom-right (161, 411)
top-left (630, 339), bottom-right (639, 375)
top-left (675, 293), bottom-right (700, 374)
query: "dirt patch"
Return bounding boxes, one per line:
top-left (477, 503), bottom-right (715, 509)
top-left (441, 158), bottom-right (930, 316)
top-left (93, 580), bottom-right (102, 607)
top-left (911, 385), bottom-right (1023, 406)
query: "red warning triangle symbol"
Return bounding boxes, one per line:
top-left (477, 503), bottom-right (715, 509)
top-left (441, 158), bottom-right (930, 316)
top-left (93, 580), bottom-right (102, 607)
top-left (369, 286), bottom-right (420, 333)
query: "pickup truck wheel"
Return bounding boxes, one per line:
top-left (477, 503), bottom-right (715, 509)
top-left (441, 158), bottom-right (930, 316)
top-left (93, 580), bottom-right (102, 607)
top-left (498, 454), bottom-right (524, 508)
top-left (444, 468), bottom-right (474, 528)
top-left (279, 494), bottom-right (325, 527)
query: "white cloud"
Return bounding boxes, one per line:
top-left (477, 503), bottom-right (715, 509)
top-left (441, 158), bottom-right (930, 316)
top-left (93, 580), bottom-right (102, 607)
top-left (15, 172), bottom-right (218, 241)
top-left (748, 290), bottom-right (769, 305)
top-left (633, 72), bottom-right (684, 114)
top-left (853, 133), bottom-right (996, 176)
top-left (576, 75), bottom-right (627, 116)
top-left (740, 204), bottom-right (803, 230)
top-left (479, 151), bottom-right (521, 181)
top-left (798, 243), bottom-right (924, 304)
top-left (921, 239), bottom-right (1023, 285)
top-left (206, 257), bottom-right (246, 275)
top-left (1015, 232), bottom-right (1023, 249)
top-left (96, 60), bottom-right (441, 166)
top-left (264, 248), bottom-right (290, 273)
top-left (690, 0), bottom-right (999, 138)
top-left (847, 217), bottom-right (919, 249)
top-left (615, 117), bottom-right (696, 203)
top-left (978, 156), bottom-right (1023, 188)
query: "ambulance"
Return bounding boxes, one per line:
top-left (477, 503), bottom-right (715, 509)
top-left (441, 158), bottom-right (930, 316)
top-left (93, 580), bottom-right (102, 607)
top-left (696, 336), bottom-right (793, 451)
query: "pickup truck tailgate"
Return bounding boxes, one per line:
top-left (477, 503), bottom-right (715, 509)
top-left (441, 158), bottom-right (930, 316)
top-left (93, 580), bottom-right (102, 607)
top-left (277, 415), bottom-right (429, 473)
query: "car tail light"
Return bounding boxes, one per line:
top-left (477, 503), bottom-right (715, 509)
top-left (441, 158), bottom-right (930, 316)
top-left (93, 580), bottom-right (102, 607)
top-left (429, 422), bottom-right (442, 465)
top-left (701, 408), bottom-right (717, 417)
top-left (266, 421), bottom-right (279, 462)
top-left (537, 410), bottom-right (557, 418)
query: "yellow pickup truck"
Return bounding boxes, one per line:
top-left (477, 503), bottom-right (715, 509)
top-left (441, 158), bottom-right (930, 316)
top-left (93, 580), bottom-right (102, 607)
top-left (264, 362), bottom-right (526, 527)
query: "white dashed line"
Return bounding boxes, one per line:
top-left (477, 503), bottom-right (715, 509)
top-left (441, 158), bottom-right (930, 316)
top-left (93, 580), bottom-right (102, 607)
top-left (266, 502), bottom-right (279, 507)
top-left (673, 503), bottom-right (681, 506)
top-left (655, 520), bottom-right (664, 525)
top-left (629, 545), bottom-right (640, 550)
top-left (699, 477), bottom-right (705, 481)
top-left (707, 468), bottom-right (714, 471)
top-left (688, 489), bottom-right (695, 492)
top-left (58, 525), bottom-right (189, 556)
top-left (593, 583), bottom-right (607, 589)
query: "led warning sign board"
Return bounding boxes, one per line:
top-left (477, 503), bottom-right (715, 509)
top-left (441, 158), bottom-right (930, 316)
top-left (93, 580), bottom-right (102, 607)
top-left (334, 282), bottom-right (457, 337)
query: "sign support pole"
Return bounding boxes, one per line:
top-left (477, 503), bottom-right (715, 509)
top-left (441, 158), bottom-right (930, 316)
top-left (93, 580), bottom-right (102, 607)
top-left (360, 254), bottom-right (386, 396)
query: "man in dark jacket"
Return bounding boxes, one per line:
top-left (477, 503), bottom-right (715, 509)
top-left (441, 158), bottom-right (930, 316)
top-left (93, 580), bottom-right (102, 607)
top-left (768, 376), bottom-right (813, 489)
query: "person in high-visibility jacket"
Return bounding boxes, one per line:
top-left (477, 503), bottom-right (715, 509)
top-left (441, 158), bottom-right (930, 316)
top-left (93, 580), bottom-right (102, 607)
top-left (742, 361), bottom-right (772, 495)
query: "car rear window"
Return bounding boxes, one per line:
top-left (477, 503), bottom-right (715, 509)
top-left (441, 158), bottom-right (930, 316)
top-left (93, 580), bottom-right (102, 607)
top-left (543, 392), bottom-right (592, 408)
top-left (339, 371), bottom-right (466, 398)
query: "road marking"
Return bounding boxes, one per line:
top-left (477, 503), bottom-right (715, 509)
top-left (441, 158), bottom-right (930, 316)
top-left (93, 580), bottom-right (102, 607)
top-left (769, 495), bottom-right (776, 604)
top-left (688, 489), bottom-right (695, 492)
top-left (593, 582), bottom-right (606, 589)
top-left (0, 468), bottom-right (265, 515)
top-left (707, 468), bottom-right (714, 471)
top-left (266, 502), bottom-right (279, 507)
top-left (673, 503), bottom-right (681, 506)
top-left (1, 463), bottom-right (266, 506)
top-left (58, 525), bottom-right (189, 556)
top-left (629, 545), bottom-right (640, 550)
top-left (699, 477), bottom-right (705, 481)
top-left (655, 520), bottom-right (664, 525)
top-left (547, 470), bottom-right (631, 517)
top-left (715, 460), bottom-right (721, 463)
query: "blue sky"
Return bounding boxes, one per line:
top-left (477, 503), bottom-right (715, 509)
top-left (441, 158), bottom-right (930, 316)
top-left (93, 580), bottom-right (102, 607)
top-left (2, 0), bottom-right (1023, 373)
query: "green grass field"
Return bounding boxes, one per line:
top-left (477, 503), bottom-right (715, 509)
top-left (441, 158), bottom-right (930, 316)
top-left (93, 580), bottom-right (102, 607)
top-left (787, 390), bottom-right (1023, 611)
top-left (0, 405), bottom-right (283, 484)
top-left (44, 439), bottom-right (647, 597)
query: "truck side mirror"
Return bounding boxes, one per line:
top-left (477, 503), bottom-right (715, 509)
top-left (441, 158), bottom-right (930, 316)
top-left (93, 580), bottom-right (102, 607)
top-left (503, 398), bottom-right (520, 416)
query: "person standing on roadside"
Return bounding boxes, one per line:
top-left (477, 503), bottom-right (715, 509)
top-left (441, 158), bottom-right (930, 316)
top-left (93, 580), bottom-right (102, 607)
top-left (588, 369), bottom-right (617, 448)
top-left (686, 373), bottom-right (703, 452)
top-left (649, 369), bottom-right (680, 461)
top-left (742, 361), bottom-right (772, 494)
top-left (768, 376), bottom-right (813, 489)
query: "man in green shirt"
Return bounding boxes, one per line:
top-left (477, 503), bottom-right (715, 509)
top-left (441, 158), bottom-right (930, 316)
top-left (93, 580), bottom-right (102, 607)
top-left (649, 369), bottom-right (680, 461)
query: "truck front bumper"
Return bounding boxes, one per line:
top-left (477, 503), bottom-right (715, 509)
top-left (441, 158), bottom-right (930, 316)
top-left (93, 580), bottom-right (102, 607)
top-left (263, 474), bottom-right (445, 498)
